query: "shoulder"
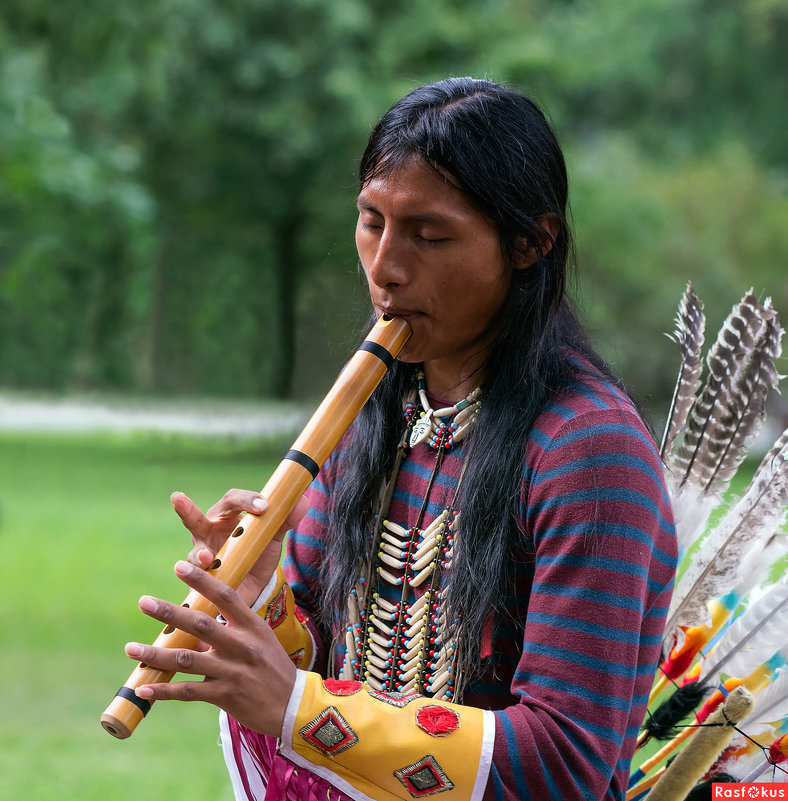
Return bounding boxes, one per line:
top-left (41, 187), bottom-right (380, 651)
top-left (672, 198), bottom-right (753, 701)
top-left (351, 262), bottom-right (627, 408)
top-left (524, 353), bottom-right (668, 499)
top-left (529, 353), bottom-right (656, 455)
top-left (519, 355), bottom-right (677, 588)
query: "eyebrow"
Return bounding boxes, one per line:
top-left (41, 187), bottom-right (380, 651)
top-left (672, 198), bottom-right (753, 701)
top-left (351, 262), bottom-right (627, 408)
top-left (355, 199), bottom-right (454, 225)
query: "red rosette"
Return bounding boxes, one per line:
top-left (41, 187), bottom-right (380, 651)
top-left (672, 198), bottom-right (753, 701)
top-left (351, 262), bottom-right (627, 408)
top-left (416, 704), bottom-right (460, 737)
top-left (323, 678), bottom-right (363, 696)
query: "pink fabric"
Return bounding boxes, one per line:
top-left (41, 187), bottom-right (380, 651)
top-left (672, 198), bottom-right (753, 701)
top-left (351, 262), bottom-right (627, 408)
top-left (227, 716), bottom-right (354, 801)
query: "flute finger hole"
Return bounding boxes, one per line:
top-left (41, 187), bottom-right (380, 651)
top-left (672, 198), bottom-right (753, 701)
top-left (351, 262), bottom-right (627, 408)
top-left (161, 602), bottom-right (190, 636)
top-left (231, 526), bottom-right (244, 538)
top-left (208, 558), bottom-right (222, 570)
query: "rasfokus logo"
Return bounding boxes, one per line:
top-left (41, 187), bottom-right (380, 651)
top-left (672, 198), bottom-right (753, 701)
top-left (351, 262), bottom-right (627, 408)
top-left (712, 785), bottom-right (787, 799)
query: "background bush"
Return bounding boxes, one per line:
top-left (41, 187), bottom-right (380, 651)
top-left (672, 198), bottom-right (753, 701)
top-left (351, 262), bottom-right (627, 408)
top-left (1, 0), bottom-right (785, 411)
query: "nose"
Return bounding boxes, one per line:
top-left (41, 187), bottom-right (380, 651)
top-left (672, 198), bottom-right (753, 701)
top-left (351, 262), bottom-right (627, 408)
top-left (363, 229), bottom-right (410, 289)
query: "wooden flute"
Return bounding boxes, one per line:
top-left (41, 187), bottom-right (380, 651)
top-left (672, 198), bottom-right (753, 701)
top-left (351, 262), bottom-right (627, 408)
top-left (101, 314), bottom-right (411, 739)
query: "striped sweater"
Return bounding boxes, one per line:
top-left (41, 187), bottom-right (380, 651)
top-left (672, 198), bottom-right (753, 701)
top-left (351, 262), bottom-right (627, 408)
top-left (276, 358), bottom-right (677, 801)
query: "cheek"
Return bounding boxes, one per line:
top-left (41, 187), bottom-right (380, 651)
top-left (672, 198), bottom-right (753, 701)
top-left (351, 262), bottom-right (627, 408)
top-left (355, 233), bottom-right (376, 290)
top-left (354, 228), bottom-right (365, 269)
top-left (456, 271), bottom-right (511, 320)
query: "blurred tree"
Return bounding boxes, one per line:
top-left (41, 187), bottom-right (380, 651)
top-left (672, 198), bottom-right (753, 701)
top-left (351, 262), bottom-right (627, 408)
top-left (0, 0), bottom-right (785, 409)
top-left (491, 0), bottom-right (788, 411)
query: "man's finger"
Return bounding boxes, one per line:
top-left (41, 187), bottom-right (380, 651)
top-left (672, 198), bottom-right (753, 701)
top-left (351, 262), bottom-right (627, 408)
top-left (136, 587), bottom-right (231, 648)
top-left (206, 489), bottom-right (268, 521)
top-left (171, 491), bottom-right (209, 536)
top-left (125, 640), bottom-right (211, 678)
top-left (171, 560), bottom-right (256, 629)
top-left (133, 677), bottom-right (217, 704)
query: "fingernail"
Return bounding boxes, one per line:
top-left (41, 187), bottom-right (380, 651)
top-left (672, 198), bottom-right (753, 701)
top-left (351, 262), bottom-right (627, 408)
top-left (139, 596), bottom-right (158, 613)
top-left (174, 560), bottom-right (193, 577)
top-left (252, 497), bottom-right (267, 512)
top-left (125, 642), bottom-right (143, 658)
top-left (135, 686), bottom-right (154, 699)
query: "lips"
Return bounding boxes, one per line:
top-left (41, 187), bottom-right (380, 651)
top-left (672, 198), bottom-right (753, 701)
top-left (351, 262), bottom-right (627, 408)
top-left (377, 304), bottom-right (423, 320)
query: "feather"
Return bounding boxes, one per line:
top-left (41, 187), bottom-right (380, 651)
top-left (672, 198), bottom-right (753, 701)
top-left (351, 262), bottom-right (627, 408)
top-left (697, 298), bottom-right (783, 492)
top-left (665, 292), bottom-right (782, 541)
top-left (702, 574), bottom-right (788, 682)
top-left (640, 681), bottom-right (713, 745)
top-left (664, 292), bottom-right (782, 561)
top-left (715, 426), bottom-right (788, 596)
top-left (734, 530), bottom-right (788, 603)
top-left (663, 298), bottom-right (785, 634)
top-left (660, 283), bottom-right (706, 460)
top-left (732, 427), bottom-right (788, 562)
top-left (670, 291), bottom-right (768, 492)
top-left (744, 669), bottom-right (788, 737)
top-left (636, 287), bottom-right (787, 795)
top-left (665, 427), bottom-right (788, 635)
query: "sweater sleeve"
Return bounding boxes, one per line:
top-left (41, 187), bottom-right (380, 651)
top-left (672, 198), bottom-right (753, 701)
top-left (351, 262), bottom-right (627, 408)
top-left (487, 407), bottom-right (676, 800)
top-left (280, 672), bottom-right (495, 800)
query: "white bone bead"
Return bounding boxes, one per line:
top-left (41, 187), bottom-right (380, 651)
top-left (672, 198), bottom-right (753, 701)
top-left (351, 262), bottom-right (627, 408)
top-left (409, 563), bottom-right (435, 587)
top-left (365, 675), bottom-right (383, 691)
top-left (408, 592), bottom-right (430, 615)
top-left (370, 631), bottom-right (393, 649)
top-left (383, 520), bottom-right (408, 536)
top-left (370, 615), bottom-right (393, 635)
top-left (375, 596), bottom-right (398, 613)
top-left (402, 640), bottom-right (423, 662)
top-left (380, 542), bottom-right (406, 559)
top-left (378, 552), bottom-right (405, 570)
top-left (368, 640), bottom-right (390, 660)
top-left (411, 549), bottom-right (437, 572)
top-left (366, 651), bottom-right (389, 670)
top-left (377, 567), bottom-right (402, 585)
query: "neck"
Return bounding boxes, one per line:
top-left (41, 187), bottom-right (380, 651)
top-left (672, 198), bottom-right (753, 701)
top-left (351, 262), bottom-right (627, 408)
top-left (423, 360), bottom-right (484, 403)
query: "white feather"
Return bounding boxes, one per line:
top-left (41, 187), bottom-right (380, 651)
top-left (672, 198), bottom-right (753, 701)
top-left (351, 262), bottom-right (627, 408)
top-left (743, 670), bottom-right (788, 736)
top-left (703, 575), bottom-right (788, 681)
top-left (665, 431), bottom-right (788, 636)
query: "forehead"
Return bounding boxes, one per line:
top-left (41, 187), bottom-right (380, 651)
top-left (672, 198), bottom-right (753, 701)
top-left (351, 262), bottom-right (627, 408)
top-left (357, 157), bottom-right (478, 222)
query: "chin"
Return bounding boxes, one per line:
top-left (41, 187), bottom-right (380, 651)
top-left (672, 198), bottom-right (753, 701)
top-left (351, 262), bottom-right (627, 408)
top-left (395, 348), bottom-right (423, 365)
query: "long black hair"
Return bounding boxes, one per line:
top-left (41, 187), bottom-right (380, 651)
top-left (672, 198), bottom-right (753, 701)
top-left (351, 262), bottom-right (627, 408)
top-left (320, 78), bottom-right (627, 677)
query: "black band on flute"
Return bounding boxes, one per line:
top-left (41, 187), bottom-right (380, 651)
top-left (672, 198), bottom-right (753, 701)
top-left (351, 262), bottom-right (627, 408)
top-left (116, 686), bottom-right (151, 716)
top-left (358, 340), bottom-right (395, 369)
top-left (284, 449), bottom-right (320, 480)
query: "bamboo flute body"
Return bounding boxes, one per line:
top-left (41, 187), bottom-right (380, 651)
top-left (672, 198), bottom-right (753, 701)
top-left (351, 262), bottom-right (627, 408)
top-left (101, 315), bottom-right (411, 739)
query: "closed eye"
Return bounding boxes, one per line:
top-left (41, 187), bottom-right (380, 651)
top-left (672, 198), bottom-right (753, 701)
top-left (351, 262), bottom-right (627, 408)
top-left (416, 235), bottom-right (449, 246)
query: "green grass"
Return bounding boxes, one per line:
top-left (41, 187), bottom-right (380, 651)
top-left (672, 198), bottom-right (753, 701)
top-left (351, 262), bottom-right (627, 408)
top-left (0, 431), bottom-right (284, 801)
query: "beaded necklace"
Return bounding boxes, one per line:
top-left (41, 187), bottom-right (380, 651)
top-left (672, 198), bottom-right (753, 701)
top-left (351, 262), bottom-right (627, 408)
top-left (335, 371), bottom-right (482, 703)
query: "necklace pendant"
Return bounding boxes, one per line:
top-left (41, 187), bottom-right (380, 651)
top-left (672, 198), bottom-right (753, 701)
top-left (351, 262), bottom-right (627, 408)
top-left (409, 410), bottom-right (433, 447)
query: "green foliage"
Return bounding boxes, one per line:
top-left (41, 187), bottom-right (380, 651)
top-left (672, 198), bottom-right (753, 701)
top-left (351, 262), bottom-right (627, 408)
top-left (0, 0), bottom-right (785, 407)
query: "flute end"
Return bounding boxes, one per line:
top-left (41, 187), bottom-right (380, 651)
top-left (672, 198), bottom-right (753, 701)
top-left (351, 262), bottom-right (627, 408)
top-left (101, 712), bottom-right (132, 739)
top-left (101, 687), bottom-right (148, 739)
